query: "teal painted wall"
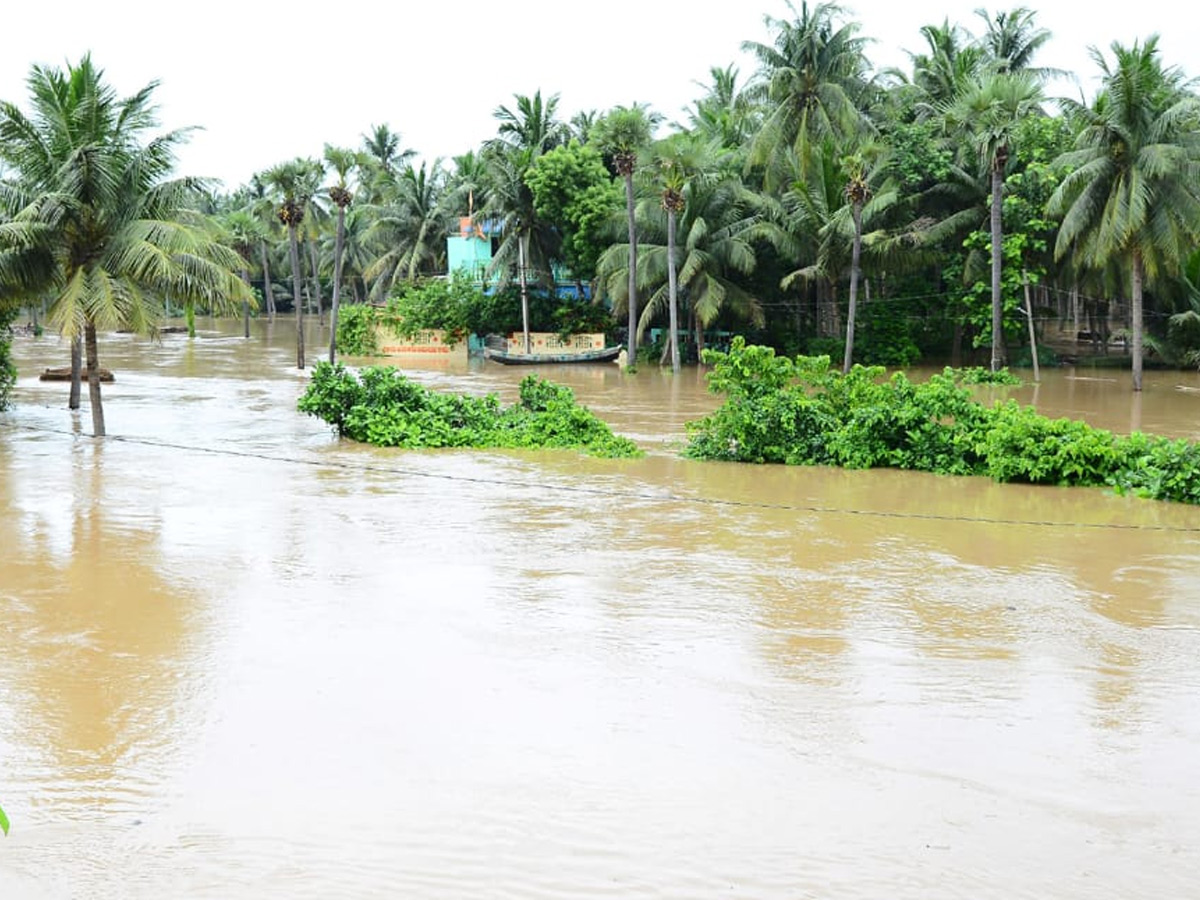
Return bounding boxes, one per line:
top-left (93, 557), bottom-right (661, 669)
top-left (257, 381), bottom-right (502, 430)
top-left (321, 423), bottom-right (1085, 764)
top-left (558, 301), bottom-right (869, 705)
top-left (447, 235), bottom-right (491, 279)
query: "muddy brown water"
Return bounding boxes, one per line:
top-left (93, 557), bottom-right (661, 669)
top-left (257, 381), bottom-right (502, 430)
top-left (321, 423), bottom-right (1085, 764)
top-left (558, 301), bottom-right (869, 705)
top-left (2, 319), bottom-right (1199, 899)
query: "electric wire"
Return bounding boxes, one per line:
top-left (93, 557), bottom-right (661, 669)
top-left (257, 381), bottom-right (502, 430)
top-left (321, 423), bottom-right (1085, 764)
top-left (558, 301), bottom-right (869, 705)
top-left (5, 418), bottom-right (1199, 534)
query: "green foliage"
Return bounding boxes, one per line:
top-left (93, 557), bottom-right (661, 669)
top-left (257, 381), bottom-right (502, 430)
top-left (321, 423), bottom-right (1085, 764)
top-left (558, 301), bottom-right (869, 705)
top-left (372, 278), bottom-right (611, 345)
top-left (951, 366), bottom-right (1021, 385)
top-left (525, 141), bottom-right (621, 280)
top-left (0, 306), bottom-right (15, 410)
top-left (684, 339), bottom-right (1200, 504)
top-left (1111, 433), bottom-right (1200, 504)
top-left (336, 304), bottom-right (379, 356)
top-left (382, 278), bottom-right (474, 345)
top-left (0, 801), bottom-right (7, 835)
top-left (298, 362), bottom-right (640, 458)
top-left (960, 229), bottom-right (1039, 348)
top-left (885, 118), bottom-right (954, 192)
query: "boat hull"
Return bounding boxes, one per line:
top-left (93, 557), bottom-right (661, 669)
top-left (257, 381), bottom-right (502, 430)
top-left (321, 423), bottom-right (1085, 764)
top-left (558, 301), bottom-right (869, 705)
top-left (483, 346), bottom-right (622, 365)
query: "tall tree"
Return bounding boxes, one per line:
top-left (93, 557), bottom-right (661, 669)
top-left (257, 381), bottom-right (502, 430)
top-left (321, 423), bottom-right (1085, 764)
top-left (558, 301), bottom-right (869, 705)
top-left (1048, 37), bottom-right (1200, 391)
top-left (491, 90), bottom-right (569, 156)
top-left (365, 160), bottom-right (458, 290)
top-left (0, 56), bottom-right (251, 435)
top-left (591, 106), bottom-right (655, 365)
top-left (263, 160), bottom-right (315, 369)
top-left (742, 0), bottom-right (873, 188)
top-left (904, 19), bottom-right (985, 115)
top-left (324, 144), bottom-right (356, 363)
top-left (246, 173), bottom-right (279, 321)
top-left (222, 209), bottom-right (264, 338)
top-left (944, 71), bottom-right (1044, 370)
top-left (975, 6), bottom-right (1056, 75)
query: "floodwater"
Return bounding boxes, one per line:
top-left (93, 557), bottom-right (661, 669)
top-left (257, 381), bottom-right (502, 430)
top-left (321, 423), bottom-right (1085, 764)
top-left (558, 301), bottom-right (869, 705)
top-left (2, 319), bottom-right (1199, 900)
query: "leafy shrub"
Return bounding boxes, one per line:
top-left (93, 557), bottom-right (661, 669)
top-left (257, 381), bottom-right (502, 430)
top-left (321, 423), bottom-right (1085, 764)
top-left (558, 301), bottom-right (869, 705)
top-left (336, 304), bottom-right (379, 356)
top-left (1110, 433), bottom-right (1200, 505)
top-left (951, 366), bottom-right (1021, 385)
top-left (299, 362), bottom-right (640, 458)
top-left (382, 278), bottom-right (473, 345)
top-left (685, 338), bottom-right (1200, 505)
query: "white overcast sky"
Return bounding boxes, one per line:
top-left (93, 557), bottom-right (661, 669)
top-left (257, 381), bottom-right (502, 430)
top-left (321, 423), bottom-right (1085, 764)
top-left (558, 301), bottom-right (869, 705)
top-left (2, 1), bottom-right (1194, 190)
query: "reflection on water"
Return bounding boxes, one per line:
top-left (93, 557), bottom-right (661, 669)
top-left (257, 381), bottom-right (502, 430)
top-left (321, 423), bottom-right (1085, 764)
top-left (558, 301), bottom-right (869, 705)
top-left (1, 319), bottom-right (1199, 899)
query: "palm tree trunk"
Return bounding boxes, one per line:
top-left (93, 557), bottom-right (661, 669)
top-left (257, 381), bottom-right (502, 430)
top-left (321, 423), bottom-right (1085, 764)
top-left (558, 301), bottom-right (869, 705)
top-left (990, 163), bottom-right (1005, 372)
top-left (329, 204), bottom-right (346, 365)
top-left (289, 224), bottom-right (305, 369)
top-left (843, 200), bottom-right (864, 374)
top-left (1023, 271), bottom-right (1040, 382)
top-left (624, 172), bottom-right (638, 367)
top-left (84, 321), bottom-right (105, 437)
top-left (1131, 250), bottom-right (1145, 392)
top-left (308, 237), bottom-right (324, 325)
top-left (260, 241), bottom-right (276, 322)
top-left (666, 208), bottom-right (681, 374)
top-left (518, 232), bottom-right (531, 355)
top-left (241, 268), bottom-right (251, 338)
top-left (69, 335), bottom-right (82, 410)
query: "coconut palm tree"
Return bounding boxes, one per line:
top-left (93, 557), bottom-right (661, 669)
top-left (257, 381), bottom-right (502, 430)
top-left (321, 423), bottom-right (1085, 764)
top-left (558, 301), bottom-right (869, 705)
top-left (0, 55), bottom-right (252, 436)
top-left (975, 6), bottom-right (1058, 76)
top-left (596, 166), bottom-right (783, 353)
top-left (944, 71), bottom-right (1044, 370)
top-left (364, 160), bottom-right (458, 292)
top-left (658, 153), bottom-right (687, 373)
top-left (262, 159), bottom-right (315, 368)
top-left (479, 147), bottom-right (561, 353)
top-left (683, 65), bottom-right (759, 154)
top-left (221, 208), bottom-right (264, 337)
top-left (246, 172), bottom-right (280, 321)
top-left (323, 144), bottom-right (356, 363)
top-left (742, 0), bottom-right (873, 189)
top-left (904, 19), bottom-right (985, 115)
top-left (1048, 37), bottom-right (1200, 391)
top-left (591, 105), bottom-right (655, 364)
top-left (491, 90), bottom-right (569, 156)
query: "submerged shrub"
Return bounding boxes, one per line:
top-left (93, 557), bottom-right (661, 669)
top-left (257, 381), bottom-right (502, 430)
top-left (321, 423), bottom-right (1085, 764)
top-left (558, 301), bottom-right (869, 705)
top-left (299, 362), bottom-right (640, 458)
top-left (335, 304), bottom-right (379, 356)
top-left (685, 338), bottom-right (1200, 505)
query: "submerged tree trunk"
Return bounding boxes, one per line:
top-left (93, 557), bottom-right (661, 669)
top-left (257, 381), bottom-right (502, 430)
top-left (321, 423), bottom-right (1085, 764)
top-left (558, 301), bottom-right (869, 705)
top-left (666, 207), bottom-right (680, 374)
top-left (1131, 250), bottom-right (1145, 392)
top-left (990, 161), bottom-right (1006, 371)
top-left (624, 171), bottom-right (638, 367)
top-left (185, 302), bottom-right (196, 338)
top-left (260, 241), bottom-right (276, 322)
top-left (308, 237), bottom-right (324, 325)
top-left (1023, 271), bottom-right (1040, 383)
top-left (289, 224), bottom-right (305, 369)
top-left (69, 335), bottom-right (82, 410)
top-left (329, 204), bottom-right (346, 364)
top-left (84, 321), bottom-right (105, 437)
top-left (241, 267), bottom-right (251, 338)
top-left (843, 200), bottom-right (864, 374)
top-left (518, 233), bottom-right (531, 355)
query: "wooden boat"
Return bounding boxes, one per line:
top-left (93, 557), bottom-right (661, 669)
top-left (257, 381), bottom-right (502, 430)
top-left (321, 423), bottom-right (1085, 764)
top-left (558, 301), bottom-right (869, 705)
top-left (483, 345), bottom-right (622, 365)
top-left (39, 366), bottom-right (115, 383)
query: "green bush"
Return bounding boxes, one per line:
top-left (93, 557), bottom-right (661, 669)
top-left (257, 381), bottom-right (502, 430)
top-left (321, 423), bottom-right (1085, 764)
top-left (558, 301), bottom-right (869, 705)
top-left (299, 362), bottom-right (640, 458)
top-left (382, 278), bottom-right (473, 346)
top-left (684, 338), bottom-right (1200, 505)
top-left (951, 366), bottom-right (1022, 385)
top-left (336, 303), bottom-right (379, 356)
